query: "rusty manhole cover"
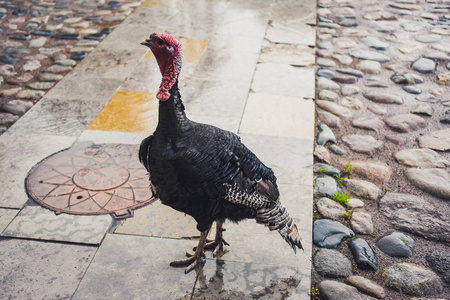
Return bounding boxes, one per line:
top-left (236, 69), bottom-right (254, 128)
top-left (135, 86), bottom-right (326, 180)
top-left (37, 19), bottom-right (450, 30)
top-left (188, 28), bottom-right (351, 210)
top-left (26, 142), bottom-right (155, 219)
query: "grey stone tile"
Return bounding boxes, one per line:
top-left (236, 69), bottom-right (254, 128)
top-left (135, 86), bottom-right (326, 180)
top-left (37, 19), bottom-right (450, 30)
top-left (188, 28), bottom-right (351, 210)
top-left (277, 184), bottom-right (313, 221)
top-left (270, 0), bottom-right (316, 25)
top-left (239, 134), bottom-right (313, 186)
top-left (2, 205), bottom-right (112, 245)
top-left (0, 238), bottom-right (96, 300)
top-left (191, 49), bottom-right (259, 83)
top-left (183, 78), bottom-right (250, 118)
top-left (97, 23), bottom-right (155, 53)
top-left (215, 8), bottom-right (268, 38)
top-left (123, 7), bottom-right (177, 26)
top-left (8, 97), bottom-right (105, 136)
top-left (265, 21), bottom-right (316, 46)
top-left (191, 259), bottom-right (309, 299)
top-left (43, 74), bottom-right (122, 103)
top-left (207, 34), bottom-right (264, 55)
top-left (239, 93), bottom-right (315, 139)
top-left (228, 0), bottom-right (273, 11)
top-left (71, 48), bottom-right (144, 80)
top-left (251, 63), bottom-right (315, 98)
top-left (77, 130), bottom-right (149, 145)
top-left (0, 208), bottom-right (19, 234)
top-left (124, 4), bottom-right (227, 40)
top-left (72, 234), bottom-right (198, 299)
top-left (259, 41), bottom-right (315, 66)
top-left (0, 132), bottom-right (76, 208)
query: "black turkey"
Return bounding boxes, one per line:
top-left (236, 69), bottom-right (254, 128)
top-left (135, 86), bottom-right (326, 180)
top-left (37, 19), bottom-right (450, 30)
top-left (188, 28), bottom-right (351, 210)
top-left (139, 32), bottom-right (302, 273)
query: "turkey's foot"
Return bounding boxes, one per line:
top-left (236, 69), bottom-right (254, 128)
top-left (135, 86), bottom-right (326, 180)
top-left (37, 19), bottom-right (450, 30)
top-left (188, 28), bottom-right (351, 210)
top-left (170, 229), bottom-right (209, 274)
top-left (204, 236), bottom-right (229, 257)
top-left (196, 220), bottom-right (229, 257)
top-left (170, 251), bottom-right (205, 274)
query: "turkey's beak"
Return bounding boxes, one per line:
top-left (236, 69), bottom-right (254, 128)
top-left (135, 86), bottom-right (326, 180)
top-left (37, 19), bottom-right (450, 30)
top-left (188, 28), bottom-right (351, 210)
top-left (140, 39), bottom-right (151, 47)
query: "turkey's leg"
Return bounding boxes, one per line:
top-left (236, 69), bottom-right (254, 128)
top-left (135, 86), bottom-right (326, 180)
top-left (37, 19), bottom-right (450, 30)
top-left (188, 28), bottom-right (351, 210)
top-left (170, 229), bottom-right (209, 274)
top-left (203, 220), bottom-right (229, 256)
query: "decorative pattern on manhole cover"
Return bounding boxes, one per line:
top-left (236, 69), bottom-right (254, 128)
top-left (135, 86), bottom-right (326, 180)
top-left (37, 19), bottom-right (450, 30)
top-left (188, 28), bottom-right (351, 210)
top-left (26, 142), bottom-right (155, 219)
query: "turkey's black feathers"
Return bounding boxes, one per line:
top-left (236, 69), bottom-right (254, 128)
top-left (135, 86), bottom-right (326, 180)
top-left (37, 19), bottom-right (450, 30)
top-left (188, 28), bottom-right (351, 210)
top-left (139, 135), bottom-right (153, 171)
top-left (139, 79), bottom-right (302, 251)
top-left (140, 81), bottom-right (275, 226)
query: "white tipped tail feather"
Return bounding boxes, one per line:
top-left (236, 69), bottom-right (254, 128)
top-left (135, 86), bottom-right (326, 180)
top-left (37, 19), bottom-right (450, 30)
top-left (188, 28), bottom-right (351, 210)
top-left (224, 182), bottom-right (303, 252)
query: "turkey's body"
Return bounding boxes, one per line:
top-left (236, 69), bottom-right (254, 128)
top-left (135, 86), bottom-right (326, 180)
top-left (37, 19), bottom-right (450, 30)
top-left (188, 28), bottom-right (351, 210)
top-left (140, 81), bottom-right (269, 232)
top-left (139, 32), bottom-right (302, 273)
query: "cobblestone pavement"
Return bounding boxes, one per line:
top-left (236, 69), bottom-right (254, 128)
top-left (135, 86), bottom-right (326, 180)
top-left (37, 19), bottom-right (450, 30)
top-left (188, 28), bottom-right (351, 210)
top-left (0, 0), bottom-right (143, 133)
top-left (0, 0), bottom-right (315, 299)
top-left (313, 0), bottom-right (450, 299)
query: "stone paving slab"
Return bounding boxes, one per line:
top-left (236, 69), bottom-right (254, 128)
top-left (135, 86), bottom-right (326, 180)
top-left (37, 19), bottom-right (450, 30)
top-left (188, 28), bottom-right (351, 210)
top-left (251, 63), bottom-right (315, 99)
top-left (215, 7), bottom-right (268, 38)
top-left (72, 234), bottom-right (198, 300)
top-left (239, 134), bottom-right (313, 187)
top-left (183, 78), bottom-right (251, 119)
top-left (259, 41), bottom-right (316, 66)
top-left (0, 132), bottom-right (76, 208)
top-left (0, 238), bottom-right (97, 300)
top-left (239, 93), bottom-right (315, 140)
top-left (266, 21), bottom-right (316, 47)
top-left (2, 205), bottom-right (112, 245)
top-left (193, 50), bottom-right (260, 83)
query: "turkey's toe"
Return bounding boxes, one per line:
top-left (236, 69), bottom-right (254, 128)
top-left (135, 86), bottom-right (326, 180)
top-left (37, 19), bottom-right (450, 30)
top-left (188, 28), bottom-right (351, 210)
top-left (169, 252), bottom-right (205, 274)
top-left (204, 238), bottom-right (229, 257)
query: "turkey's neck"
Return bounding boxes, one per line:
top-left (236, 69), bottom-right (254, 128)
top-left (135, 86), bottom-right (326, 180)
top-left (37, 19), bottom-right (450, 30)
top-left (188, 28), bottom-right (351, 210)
top-left (155, 79), bottom-right (190, 137)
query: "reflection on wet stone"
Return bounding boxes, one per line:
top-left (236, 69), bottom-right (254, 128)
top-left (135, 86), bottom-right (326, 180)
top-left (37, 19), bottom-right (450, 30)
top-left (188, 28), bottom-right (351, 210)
top-left (186, 260), bottom-right (301, 300)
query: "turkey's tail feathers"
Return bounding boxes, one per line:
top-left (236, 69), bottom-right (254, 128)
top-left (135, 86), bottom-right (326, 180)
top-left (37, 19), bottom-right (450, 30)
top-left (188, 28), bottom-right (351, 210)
top-left (284, 224), bottom-right (303, 253)
top-left (256, 201), bottom-right (303, 253)
top-left (224, 182), bottom-right (303, 252)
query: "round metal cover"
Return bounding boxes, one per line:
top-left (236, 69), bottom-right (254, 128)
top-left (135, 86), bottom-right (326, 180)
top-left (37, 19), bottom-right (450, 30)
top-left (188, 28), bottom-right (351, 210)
top-left (26, 142), bottom-right (155, 219)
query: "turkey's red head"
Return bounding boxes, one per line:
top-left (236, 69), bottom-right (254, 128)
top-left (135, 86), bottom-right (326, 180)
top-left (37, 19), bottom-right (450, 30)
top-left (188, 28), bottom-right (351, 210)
top-left (141, 33), bottom-right (182, 101)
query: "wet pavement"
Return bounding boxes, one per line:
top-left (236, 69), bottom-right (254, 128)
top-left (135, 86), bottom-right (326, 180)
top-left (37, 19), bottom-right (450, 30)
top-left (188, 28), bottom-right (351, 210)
top-left (0, 0), bottom-right (315, 299)
top-left (5, 0), bottom-right (449, 299)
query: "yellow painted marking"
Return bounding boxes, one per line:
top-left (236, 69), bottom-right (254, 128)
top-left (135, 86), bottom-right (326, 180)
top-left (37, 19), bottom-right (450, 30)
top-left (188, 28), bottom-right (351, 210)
top-left (88, 90), bottom-right (158, 134)
top-left (144, 38), bottom-right (209, 62)
top-left (141, 0), bottom-right (182, 8)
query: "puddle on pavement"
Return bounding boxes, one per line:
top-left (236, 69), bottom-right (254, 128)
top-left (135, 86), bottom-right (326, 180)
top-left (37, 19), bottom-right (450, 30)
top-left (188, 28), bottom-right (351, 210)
top-left (177, 259), bottom-right (301, 299)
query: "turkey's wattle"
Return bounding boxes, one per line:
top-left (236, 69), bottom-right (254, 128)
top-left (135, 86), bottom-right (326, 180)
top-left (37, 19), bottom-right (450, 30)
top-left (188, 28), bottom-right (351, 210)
top-left (139, 32), bottom-right (303, 274)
